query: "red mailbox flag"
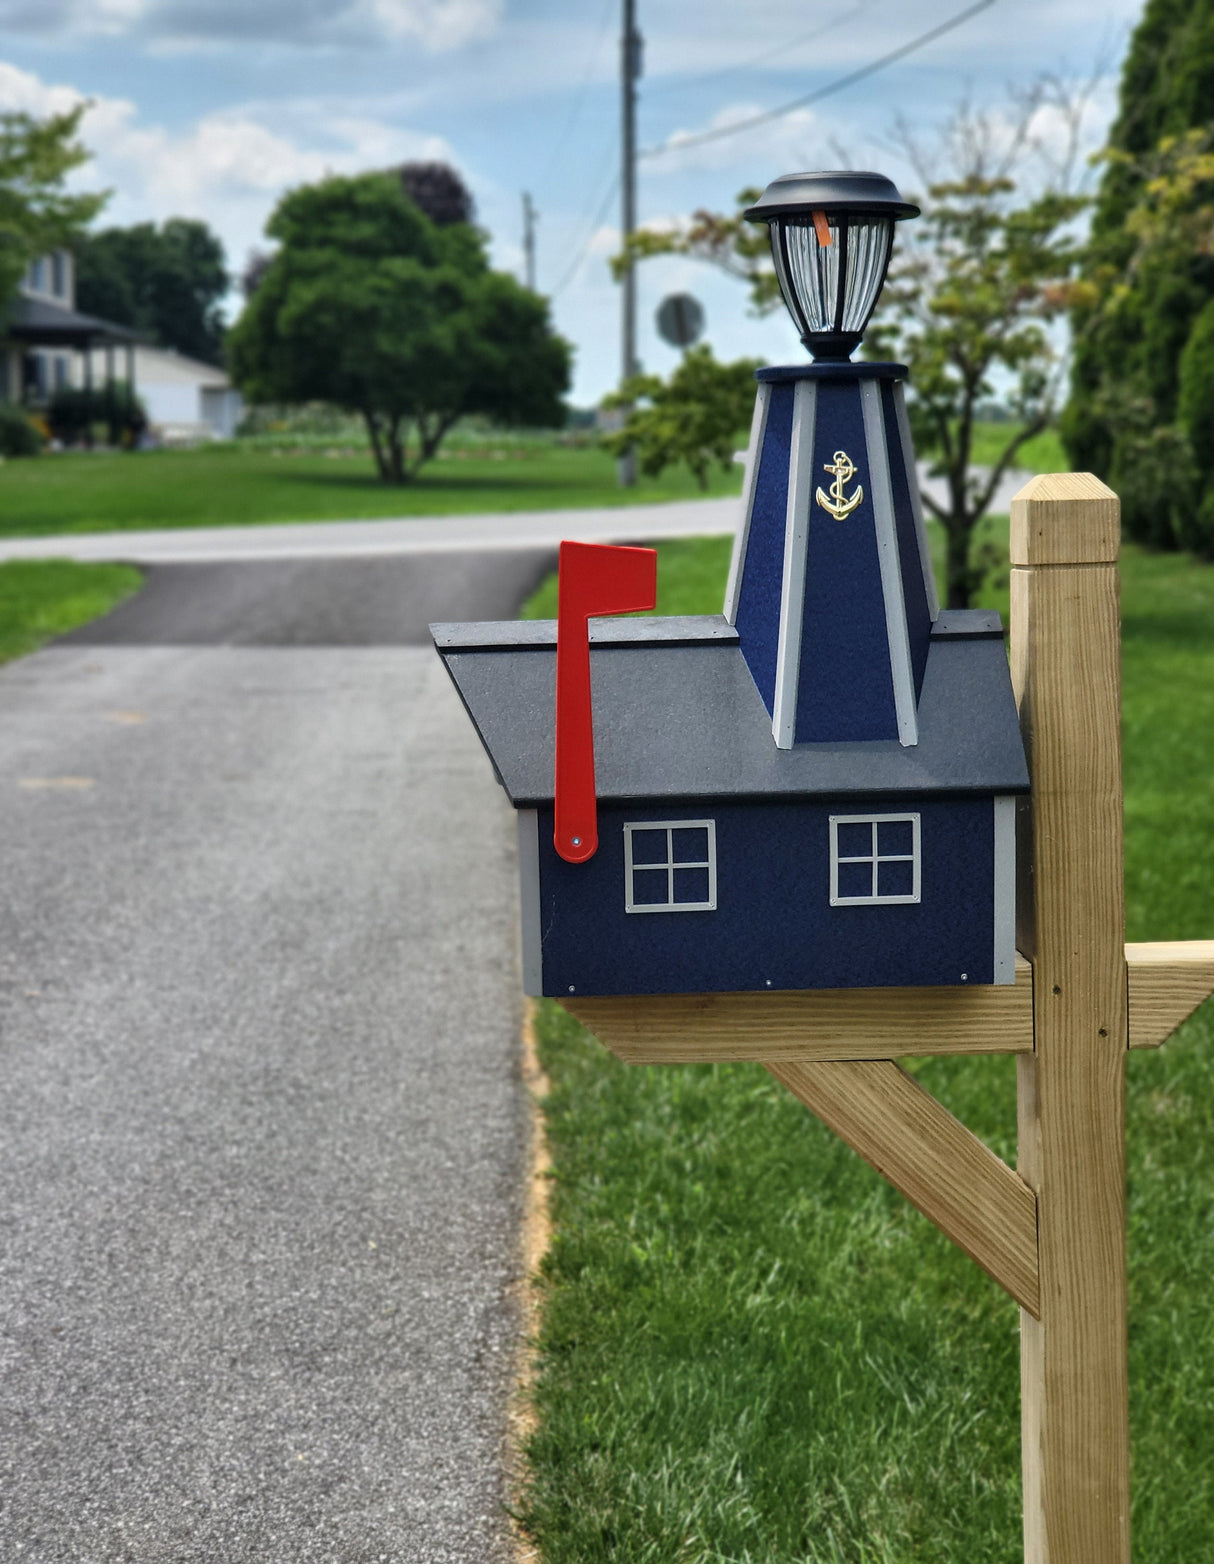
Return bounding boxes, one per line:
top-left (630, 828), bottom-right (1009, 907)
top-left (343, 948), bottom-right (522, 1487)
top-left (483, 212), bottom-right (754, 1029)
top-left (554, 540), bottom-right (657, 863)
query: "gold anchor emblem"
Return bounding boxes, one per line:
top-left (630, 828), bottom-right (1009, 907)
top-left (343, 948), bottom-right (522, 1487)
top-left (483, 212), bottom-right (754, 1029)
top-left (815, 449), bottom-right (864, 520)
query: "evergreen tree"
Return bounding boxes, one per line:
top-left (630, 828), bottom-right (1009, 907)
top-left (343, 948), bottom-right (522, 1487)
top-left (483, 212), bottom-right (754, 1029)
top-left (1063, 0), bottom-right (1214, 554)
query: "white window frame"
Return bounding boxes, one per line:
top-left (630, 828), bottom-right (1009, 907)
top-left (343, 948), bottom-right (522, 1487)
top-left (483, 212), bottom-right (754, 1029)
top-left (624, 819), bottom-right (717, 914)
top-left (829, 812), bottom-right (921, 906)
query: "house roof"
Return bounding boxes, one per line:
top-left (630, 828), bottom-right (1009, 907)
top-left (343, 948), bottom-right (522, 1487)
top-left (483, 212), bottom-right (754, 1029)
top-left (5, 295), bottom-right (142, 347)
top-left (116, 345), bottom-right (232, 388)
top-left (432, 609), bottom-right (1030, 806)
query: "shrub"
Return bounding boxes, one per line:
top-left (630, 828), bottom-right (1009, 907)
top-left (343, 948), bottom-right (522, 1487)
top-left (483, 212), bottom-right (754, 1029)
top-left (600, 345), bottom-right (761, 492)
top-left (47, 383), bottom-right (147, 446)
top-left (0, 403), bottom-right (44, 457)
top-left (1177, 298), bottom-right (1214, 557)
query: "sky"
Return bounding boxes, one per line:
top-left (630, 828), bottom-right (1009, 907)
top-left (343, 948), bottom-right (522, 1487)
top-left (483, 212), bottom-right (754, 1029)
top-left (0, 0), bottom-right (1147, 406)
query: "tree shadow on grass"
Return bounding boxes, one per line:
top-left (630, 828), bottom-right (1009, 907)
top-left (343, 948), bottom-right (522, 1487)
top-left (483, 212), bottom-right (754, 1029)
top-left (287, 467), bottom-right (581, 495)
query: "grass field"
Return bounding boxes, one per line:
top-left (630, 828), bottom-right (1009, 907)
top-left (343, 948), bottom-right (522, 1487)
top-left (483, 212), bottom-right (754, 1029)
top-left (0, 560), bottom-right (143, 665)
top-left (963, 423), bottom-right (1067, 474)
top-left (0, 421), bottom-right (1058, 541)
top-left (0, 440), bottom-right (745, 538)
top-left (518, 532), bottom-right (1214, 1561)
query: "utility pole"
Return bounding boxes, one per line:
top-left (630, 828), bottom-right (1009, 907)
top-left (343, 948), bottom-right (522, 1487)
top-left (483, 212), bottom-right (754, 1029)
top-left (522, 192), bottom-right (537, 292)
top-left (618, 0), bottom-right (642, 488)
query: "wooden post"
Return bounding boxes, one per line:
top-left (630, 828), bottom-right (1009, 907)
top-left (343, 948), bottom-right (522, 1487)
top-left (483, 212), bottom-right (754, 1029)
top-left (562, 468), bottom-right (1214, 1552)
top-left (1010, 473), bottom-right (1130, 1562)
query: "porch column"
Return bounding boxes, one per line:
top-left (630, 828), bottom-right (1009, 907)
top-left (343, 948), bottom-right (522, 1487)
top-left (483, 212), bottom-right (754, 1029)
top-left (125, 342), bottom-right (136, 445)
top-left (83, 340), bottom-right (94, 449)
top-left (104, 342), bottom-right (116, 446)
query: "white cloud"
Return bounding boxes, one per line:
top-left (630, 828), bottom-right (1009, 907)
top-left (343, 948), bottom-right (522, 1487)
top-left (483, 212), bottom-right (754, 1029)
top-left (0, 0), bottom-right (501, 51)
top-left (92, 0), bottom-right (153, 34)
top-left (0, 58), bottom-right (455, 312)
top-left (364, 0), bottom-right (501, 49)
top-left (644, 103), bottom-right (820, 176)
top-left (0, 58), bottom-right (85, 117)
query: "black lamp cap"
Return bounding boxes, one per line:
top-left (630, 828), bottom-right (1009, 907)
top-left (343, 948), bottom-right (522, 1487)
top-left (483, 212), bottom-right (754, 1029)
top-left (743, 170), bottom-right (919, 225)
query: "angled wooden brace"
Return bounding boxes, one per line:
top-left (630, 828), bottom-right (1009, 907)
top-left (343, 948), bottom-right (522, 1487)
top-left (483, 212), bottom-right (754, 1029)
top-left (765, 1058), bottom-right (1039, 1317)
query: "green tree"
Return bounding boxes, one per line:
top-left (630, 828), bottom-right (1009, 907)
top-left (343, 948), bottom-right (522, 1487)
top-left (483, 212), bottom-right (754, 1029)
top-left (601, 345), bottom-right (760, 491)
top-left (228, 172), bottom-right (570, 483)
top-left (75, 219), bottom-right (228, 364)
top-left (0, 106), bottom-right (106, 315)
top-left (1063, 0), bottom-right (1214, 553)
top-left (869, 178), bottom-right (1084, 605)
top-left (622, 165), bottom-right (1084, 606)
top-left (396, 161), bottom-right (475, 227)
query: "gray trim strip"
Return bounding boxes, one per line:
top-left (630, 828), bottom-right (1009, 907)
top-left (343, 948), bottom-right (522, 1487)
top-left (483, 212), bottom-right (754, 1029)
top-left (860, 378), bottom-right (918, 748)
top-left (432, 615), bottom-right (738, 651)
top-left (724, 382), bottom-right (771, 624)
top-left (893, 380), bottom-right (940, 621)
top-left (516, 808), bottom-right (543, 997)
top-left (772, 377), bottom-right (817, 749)
top-left (993, 794), bottom-right (1016, 984)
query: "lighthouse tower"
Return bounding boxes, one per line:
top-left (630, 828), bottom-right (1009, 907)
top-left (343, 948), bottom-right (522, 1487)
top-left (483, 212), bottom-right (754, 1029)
top-left (723, 172), bottom-right (938, 749)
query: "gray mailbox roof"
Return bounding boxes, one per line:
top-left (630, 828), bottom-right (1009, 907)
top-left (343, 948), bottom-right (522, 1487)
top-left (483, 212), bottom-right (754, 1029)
top-left (431, 610), bottom-right (1029, 806)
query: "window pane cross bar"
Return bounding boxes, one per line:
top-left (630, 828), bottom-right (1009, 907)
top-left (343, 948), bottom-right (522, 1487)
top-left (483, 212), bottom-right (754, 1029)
top-left (830, 813), bottom-right (921, 906)
top-left (834, 819), bottom-right (916, 898)
top-left (624, 820), bottom-right (717, 914)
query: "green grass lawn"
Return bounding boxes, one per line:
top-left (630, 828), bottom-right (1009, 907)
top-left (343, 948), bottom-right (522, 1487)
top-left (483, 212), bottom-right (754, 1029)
top-left (0, 421), bottom-right (1054, 541)
top-left (0, 560), bottom-right (143, 665)
top-left (963, 423), bottom-right (1067, 474)
top-left (518, 533), bottom-right (1214, 1561)
top-left (0, 440), bottom-right (744, 538)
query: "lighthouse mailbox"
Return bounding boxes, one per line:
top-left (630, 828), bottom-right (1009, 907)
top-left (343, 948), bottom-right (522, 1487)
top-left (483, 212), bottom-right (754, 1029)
top-left (432, 170), bottom-right (1027, 998)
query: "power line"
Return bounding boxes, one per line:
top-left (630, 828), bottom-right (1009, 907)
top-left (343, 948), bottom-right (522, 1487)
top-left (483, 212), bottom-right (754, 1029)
top-left (539, 0), bottom-right (618, 188)
top-left (549, 170), bottom-right (622, 300)
top-left (639, 0), bottom-right (997, 159)
top-left (642, 0), bottom-right (880, 100)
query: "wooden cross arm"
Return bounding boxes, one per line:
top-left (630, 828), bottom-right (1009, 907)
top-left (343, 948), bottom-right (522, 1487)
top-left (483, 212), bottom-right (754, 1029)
top-left (562, 958), bottom-right (1036, 1064)
top-left (556, 938), bottom-right (1212, 1321)
top-left (1126, 940), bottom-right (1214, 1050)
top-left (561, 942), bottom-right (1214, 1064)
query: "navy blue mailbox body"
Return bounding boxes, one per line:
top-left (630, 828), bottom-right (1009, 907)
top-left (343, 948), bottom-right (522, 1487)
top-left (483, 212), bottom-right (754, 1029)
top-left (432, 361), bottom-right (1029, 999)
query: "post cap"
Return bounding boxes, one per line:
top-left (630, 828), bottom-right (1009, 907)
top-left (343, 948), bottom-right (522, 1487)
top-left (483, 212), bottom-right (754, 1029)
top-left (1009, 473), bottom-right (1121, 566)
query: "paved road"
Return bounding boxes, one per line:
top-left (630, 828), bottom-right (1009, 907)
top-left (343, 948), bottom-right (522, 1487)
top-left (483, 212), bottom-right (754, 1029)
top-left (0, 466), bottom-right (1032, 570)
top-left (58, 551), bottom-right (556, 647)
top-left (0, 551), bottom-right (553, 1560)
top-left (0, 497), bottom-right (741, 565)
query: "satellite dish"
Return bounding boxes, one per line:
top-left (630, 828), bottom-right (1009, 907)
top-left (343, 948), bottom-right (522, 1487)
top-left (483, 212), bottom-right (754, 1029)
top-left (656, 293), bottom-right (705, 349)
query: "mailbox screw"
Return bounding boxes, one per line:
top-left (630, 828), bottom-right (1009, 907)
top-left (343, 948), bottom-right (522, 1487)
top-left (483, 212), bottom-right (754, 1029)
top-left (1098, 1027), bottom-right (1108, 1037)
top-left (568, 985), bottom-right (575, 993)
top-left (571, 836), bottom-right (581, 847)
top-left (961, 973), bottom-right (968, 982)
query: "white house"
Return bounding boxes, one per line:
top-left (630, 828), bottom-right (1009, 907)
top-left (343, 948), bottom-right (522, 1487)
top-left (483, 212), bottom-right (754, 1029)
top-left (4, 250), bottom-right (242, 441)
top-left (79, 343), bottom-right (243, 441)
top-left (0, 249), bottom-right (140, 404)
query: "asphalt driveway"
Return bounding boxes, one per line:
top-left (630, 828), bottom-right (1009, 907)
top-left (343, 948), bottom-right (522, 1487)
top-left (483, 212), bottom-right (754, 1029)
top-left (0, 547), bottom-right (557, 1561)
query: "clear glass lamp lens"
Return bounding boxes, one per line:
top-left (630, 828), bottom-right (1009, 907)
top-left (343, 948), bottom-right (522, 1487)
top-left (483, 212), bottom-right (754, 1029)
top-left (773, 219), bottom-right (839, 333)
top-left (770, 217), bottom-right (894, 338)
